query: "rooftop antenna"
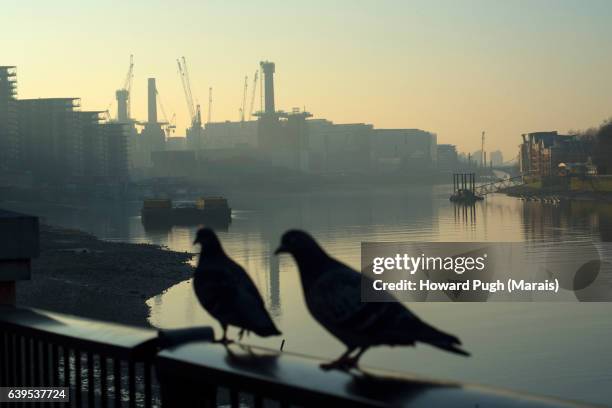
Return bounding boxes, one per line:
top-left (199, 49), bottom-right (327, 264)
top-left (207, 87), bottom-right (212, 124)
top-left (481, 131), bottom-right (485, 168)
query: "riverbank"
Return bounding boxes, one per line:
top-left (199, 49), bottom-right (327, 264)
top-left (16, 224), bottom-right (195, 327)
top-left (501, 184), bottom-right (612, 202)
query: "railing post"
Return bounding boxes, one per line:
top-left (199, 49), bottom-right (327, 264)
top-left (0, 210), bottom-right (39, 305)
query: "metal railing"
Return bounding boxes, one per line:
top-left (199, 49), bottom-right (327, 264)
top-left (474, 175), bottom-right (525, 195)
top-left (0, 306), bottom-right (594, 408)
top-left (0, 306), bottom-right (159, 407)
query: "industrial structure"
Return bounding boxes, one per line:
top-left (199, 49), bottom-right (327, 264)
top-left (137, 78), bottom-right (166, 167)
top-left (253, 61), bottom-right (312, 171)
top-left (1, 58), bottom-right (450, 187)
top-left (133, 59), bottom-right (441, 178)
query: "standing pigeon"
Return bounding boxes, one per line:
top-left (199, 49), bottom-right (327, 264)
top-left (193, 228), bottom-right (281, 343)
top-left (275, 230), bottom-right (469, 369)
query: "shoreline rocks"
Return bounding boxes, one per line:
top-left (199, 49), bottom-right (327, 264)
top-left (16, 224), bottom-right (195, 327)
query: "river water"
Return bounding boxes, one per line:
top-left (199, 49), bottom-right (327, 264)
top-left (10, 185), bottom-right (612, 405)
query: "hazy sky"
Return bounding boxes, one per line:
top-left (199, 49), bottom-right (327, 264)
top-left (3, 0), bottom-right (612, 158)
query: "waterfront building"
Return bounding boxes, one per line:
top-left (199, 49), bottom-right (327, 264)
top-left (519, 131), bottom-right (592, 177)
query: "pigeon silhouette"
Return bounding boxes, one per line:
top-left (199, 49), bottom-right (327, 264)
top-left (275, 230), bottom-right (469, 370)
top-left (193, 228), bottom-right (281, 343)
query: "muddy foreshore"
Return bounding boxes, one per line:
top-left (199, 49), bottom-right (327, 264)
top-left (16, 224), bottom-right (195, 327)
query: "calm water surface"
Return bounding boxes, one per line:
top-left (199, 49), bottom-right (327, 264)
top-left (11, 185), bottom-right (612, 406)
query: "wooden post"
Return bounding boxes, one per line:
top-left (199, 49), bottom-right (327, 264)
top-left (0, 210), bottom-right (39, 305)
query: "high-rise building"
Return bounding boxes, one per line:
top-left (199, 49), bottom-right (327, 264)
top-left (0, 66), bottom-right (18, 173)
top-left (17, 98), bottom-right (81, 181)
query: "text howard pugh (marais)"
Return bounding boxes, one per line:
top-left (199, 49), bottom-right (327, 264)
top-left (372, 278), bottom-right (558, 294)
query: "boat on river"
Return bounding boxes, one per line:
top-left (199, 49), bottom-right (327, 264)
top-left (141, 197), bottom-right (231, 229)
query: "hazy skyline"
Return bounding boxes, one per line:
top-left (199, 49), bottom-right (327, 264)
top-left (3, 0), bottom-right (612, 158)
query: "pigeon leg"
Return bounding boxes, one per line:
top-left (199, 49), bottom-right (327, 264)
top-left (320, 348), bottom-right (355, 370)
top-left (217, 324), bottom-right (234, 345)
top-left (344, 346), bottom-right (369, 369)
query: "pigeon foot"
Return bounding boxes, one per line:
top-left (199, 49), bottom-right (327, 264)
top-left (238, 329), bottom-right (251, 341)
top-left (320, 357), bottom-right (357, 371)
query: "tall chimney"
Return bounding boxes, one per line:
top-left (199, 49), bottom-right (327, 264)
top-left (116, 89), bottom-right (129, 122)
top-left (260, 61), bottom-right (275, 114)
top-left (148, 78), bottom-right (157, 123)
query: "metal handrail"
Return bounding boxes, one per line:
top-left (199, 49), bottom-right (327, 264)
top-left (0, 306), bottom-right (159, 407)
top-left (0, 306), bottom-right (596, 408)
top-left (156, 341), bottom-right (592, 408)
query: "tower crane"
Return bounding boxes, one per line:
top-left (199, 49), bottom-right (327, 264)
top-left (123, 54), bottom-right (134, 119)
top-left (248, 70), bottom-right (259, 121)
top-left (106, 55), bottom-right (133, 122)
top-left (177, 57), bottom-right (201, 129)
top-left (156, 89), bottom-right (175, 137)
top-left (240, 75), bottom-right (248, 122)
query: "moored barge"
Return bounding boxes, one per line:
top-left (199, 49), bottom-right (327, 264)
top-left (141, 197), bottom-right (231, 228)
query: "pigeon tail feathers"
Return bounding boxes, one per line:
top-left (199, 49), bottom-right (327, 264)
top-left (419, 324), bottom-right (470, 357)
top-left (429, 342), bottom-right (471, 357)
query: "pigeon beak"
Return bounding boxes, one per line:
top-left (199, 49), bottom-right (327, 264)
top-left (274, 245), bottom-right (287, 255)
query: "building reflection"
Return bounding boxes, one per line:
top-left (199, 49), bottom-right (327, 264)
top-left (521, 199), bottom-right (612, 301)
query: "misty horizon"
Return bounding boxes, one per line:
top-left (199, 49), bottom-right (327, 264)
top-left (3, 0), bottom-right (612, 158)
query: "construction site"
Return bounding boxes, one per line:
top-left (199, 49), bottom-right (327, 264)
top-left (0, 57), bottom-right (457, 199)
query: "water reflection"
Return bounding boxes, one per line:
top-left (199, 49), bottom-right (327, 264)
top-left (453, 203), bottom-right (477, 226)
top-left (143, 189), bottom-right (612, 405)
top-left (3, 187), bottom-right (612, 405)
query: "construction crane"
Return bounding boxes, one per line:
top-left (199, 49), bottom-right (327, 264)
top-left (106, 54), bottom-right (134, 121)
top-left (248, 70), bottom-right (259, 121)
top-left (240, 75), bottom-right (248, 122)
top-left (105, 55), bottom-right (134, 122)
top-left (124, 55), bottom-right (134, 119)
top-left (177, 56), bottom-right (201, 129)
top-left (156, 89), bottom-right (175, 137)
